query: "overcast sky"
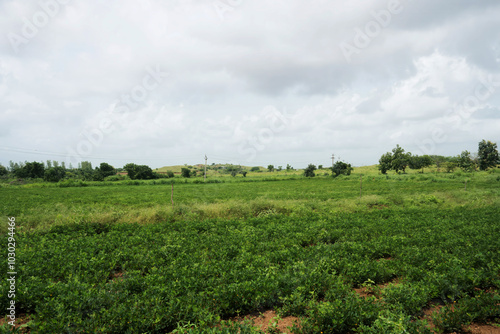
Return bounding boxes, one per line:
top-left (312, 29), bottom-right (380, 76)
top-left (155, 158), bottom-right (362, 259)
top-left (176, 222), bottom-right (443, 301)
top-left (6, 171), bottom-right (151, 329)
top-left (1, 0), bottom-right (499, 169)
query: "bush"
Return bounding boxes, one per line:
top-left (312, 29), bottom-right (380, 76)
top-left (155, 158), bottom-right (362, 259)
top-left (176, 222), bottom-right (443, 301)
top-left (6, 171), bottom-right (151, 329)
top-left (331, 161), bottom-right (353, 177)
top-left (44, 167), bottom-right (66, 182)
top-left (304, 164), bottom-right (316, 177)
top-left (181, 168), bottom-right (191, 178)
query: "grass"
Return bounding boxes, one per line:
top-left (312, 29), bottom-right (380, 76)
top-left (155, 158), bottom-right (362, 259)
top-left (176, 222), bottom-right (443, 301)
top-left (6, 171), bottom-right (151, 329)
top-left (0, 166), bottom-right (499, 333)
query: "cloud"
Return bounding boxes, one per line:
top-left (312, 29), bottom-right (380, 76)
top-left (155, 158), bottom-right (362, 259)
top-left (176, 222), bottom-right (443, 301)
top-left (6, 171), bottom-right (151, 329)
top-left (1, 0), bottom-right (499, 168)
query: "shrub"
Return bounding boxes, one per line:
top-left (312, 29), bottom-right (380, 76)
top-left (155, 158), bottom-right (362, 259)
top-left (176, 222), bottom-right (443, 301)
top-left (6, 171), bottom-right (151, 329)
top-left (304, 164), bottom-right (316, 177)
top-left (181, 168), bottom-right (191, 178)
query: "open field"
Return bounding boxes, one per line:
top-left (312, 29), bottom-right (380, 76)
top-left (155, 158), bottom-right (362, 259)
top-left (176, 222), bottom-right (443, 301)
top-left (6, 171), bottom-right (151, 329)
top-left (1, 168), bottom-right (500, 333)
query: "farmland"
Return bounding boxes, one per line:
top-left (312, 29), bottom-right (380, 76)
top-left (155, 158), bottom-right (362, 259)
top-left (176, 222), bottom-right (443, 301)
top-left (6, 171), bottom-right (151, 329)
top-left (1, 168), bottom-right (500, 333)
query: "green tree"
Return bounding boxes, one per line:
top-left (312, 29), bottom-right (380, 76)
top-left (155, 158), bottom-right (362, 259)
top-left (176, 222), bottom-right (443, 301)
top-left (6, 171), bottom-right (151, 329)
top-left (286, 164), bottom-right (293, 171)
top-left (124, 163), bottom-right (157, 180)
top-left (478, 140), bottom-right (500, 170)
top-left (99, 163), bottom-right (116, 178)
top-left (44, 167), bottom-right (66, 182)
top-left (80, 161), bottom-right (93, 171)
top-left (181, 167), bottom-right (191, 178)
top-left (267, 165), bottom-right (274, 172)
top-left (14, 161), bottom-right (45, 179)
top-left (378, 152), bottom-right (392, 174)
top-left (124, 163), bottom-right (139, 179)
top-left (166, 171), bottom-right (174, 178)
top-left (0, 164), bottom-right (8, 177)
top-left (457, 150), bottom-right (476, 172)
top-left (391, 145), bottom-right (409, 173)
top-left (445, 161), bottom-right (457, 173)
top-left (250, 167), bottom-right (260, 172)
top-left (304, 164), bottom-right (316, 177)
top-left (331, 161), bottom-right (353, 177)
top-left (408, 155), bottom-right (433, 173)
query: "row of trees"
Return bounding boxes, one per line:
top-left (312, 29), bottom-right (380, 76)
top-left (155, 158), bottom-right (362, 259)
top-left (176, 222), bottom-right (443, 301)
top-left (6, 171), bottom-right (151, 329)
top-left (0, 161), bottom-right (169, 182)
top-left (378, 140), bottom-right (499, 174)
top-left (303, 161), bottom-right (353, 178)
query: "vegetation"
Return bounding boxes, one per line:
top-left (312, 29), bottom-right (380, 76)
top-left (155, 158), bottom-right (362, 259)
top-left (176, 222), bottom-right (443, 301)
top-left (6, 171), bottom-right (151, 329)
top-left (478, 139), bottom-right (500, 170)
top-left (124, 163), bottom-right (157, 180)
top-left (303, 164), bottom-right (316, 177)
top-left (331, 161), bottom-right (352, 177)
top-left (0, 140), bottom-right (499, 333)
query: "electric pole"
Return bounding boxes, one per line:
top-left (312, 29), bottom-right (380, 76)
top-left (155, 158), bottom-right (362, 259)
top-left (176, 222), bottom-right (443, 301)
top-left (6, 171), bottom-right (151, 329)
top-left (204, 154), bottom-right (208, 181)
top-left (331, 154), bottom-right (335, 169)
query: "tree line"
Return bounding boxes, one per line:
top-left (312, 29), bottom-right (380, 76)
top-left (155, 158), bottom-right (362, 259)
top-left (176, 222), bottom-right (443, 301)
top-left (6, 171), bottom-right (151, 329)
top-left (0, 161), bottom-right (169, 182)
top-left (378, 140), bottom-right (499, 174)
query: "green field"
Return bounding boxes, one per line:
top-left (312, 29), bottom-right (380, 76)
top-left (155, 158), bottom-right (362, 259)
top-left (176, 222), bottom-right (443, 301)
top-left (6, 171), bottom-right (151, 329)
top-left (1, 168), bottom-right (500, 333)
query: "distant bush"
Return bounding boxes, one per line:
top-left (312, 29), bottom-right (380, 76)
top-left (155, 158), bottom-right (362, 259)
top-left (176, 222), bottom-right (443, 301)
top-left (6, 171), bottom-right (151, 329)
top-left (304, 164), bottom-right (316, 177)
top-left (331, 161), bottom-right (353, 177)
top-left (181, 168), bottom-right (191, 178)
top-left (104, 175), bottom-right (126, 182)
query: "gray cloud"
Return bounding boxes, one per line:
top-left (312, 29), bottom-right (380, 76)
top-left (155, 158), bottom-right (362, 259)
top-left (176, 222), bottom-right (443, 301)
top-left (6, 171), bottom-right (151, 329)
top-left (1, 0), bottom-right (499, 169)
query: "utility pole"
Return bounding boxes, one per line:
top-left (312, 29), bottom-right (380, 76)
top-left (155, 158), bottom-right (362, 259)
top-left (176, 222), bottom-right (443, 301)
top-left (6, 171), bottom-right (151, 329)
top-left (331, 154), bottom-right (335, 169)
top-left (204, 154), bottom-right (208, 181)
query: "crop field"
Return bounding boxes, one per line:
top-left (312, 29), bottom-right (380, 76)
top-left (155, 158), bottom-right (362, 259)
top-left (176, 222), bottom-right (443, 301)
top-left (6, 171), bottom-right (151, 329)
top-left (1, 169), bottom-right (500, 333)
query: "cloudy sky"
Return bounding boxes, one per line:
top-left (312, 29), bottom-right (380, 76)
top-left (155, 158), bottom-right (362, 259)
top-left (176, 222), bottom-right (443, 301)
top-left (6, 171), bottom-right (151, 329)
top-left (1, 0), bottom-right (499, 169)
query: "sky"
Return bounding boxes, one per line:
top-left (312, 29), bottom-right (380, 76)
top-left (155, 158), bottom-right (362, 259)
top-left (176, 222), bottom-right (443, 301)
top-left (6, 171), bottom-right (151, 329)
top-left (1, 0), bottom-right (499, 169)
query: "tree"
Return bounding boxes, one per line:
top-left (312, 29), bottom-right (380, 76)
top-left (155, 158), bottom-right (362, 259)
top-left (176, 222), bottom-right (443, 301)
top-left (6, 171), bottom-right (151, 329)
top-left (0, 164), bottom-right (8, 177)
top-left (457, 150), bottom-right (476, 172)
top-left (478, 140), bottom-right (500, 170)
top-left (408, 155), bottom-right (433, 173)
top-left (286, 164), bottom-right (293, 171)
top-left (378, 152), bottom-right (392, 174)
top-left (250, 167), bottom-right (260, 172)
top-left (241, 171), bottom-right (247, 177)
top-left (166, 171), bottom-right (174, 178)
top-left (14, 161), bottom-right (45, 179)
top-left (391, 145), bottom-right (410, 173)
top-left (445, 161), bottom-right (457, 173)
top-left (304, 164), bottom-right (316, 177)
top-left (318, 165), bottom-right (323, 170)
top-left (267, 165), bottom-right (274, 172)
top-left (44, 167), bottom-right (66, 182)
top-left (181, 167), bottom-right (191, 178)
top-left (81, 161), bottom-right (93, 171)
top-left (277, 166), bottom-right (282, 171)
top-left (99, 163), bottom-right (116, 178)
top-left (331, 161), bottom-right (352, 177)
top-left (124, 163), bottom-right (157, 180)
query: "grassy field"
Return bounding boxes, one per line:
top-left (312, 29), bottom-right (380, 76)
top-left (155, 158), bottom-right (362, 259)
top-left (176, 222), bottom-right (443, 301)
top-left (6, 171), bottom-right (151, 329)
top-left (1, 167), bottom-right (499, 333)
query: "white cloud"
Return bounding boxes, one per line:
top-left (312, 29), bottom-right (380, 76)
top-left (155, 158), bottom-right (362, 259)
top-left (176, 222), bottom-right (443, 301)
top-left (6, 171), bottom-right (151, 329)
top-left (1, 1), bottom-right (499, 168)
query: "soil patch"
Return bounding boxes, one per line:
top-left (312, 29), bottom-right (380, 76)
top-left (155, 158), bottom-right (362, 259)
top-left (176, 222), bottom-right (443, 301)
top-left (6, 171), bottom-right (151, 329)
top-left (354, 277), bottom-right (400, 299)
top-left (232, 310), bottom-right (300, 333)
top-left (466, 323), bottom-right (500, 334)
top-left (0, 313), bottom-right (32, 332)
